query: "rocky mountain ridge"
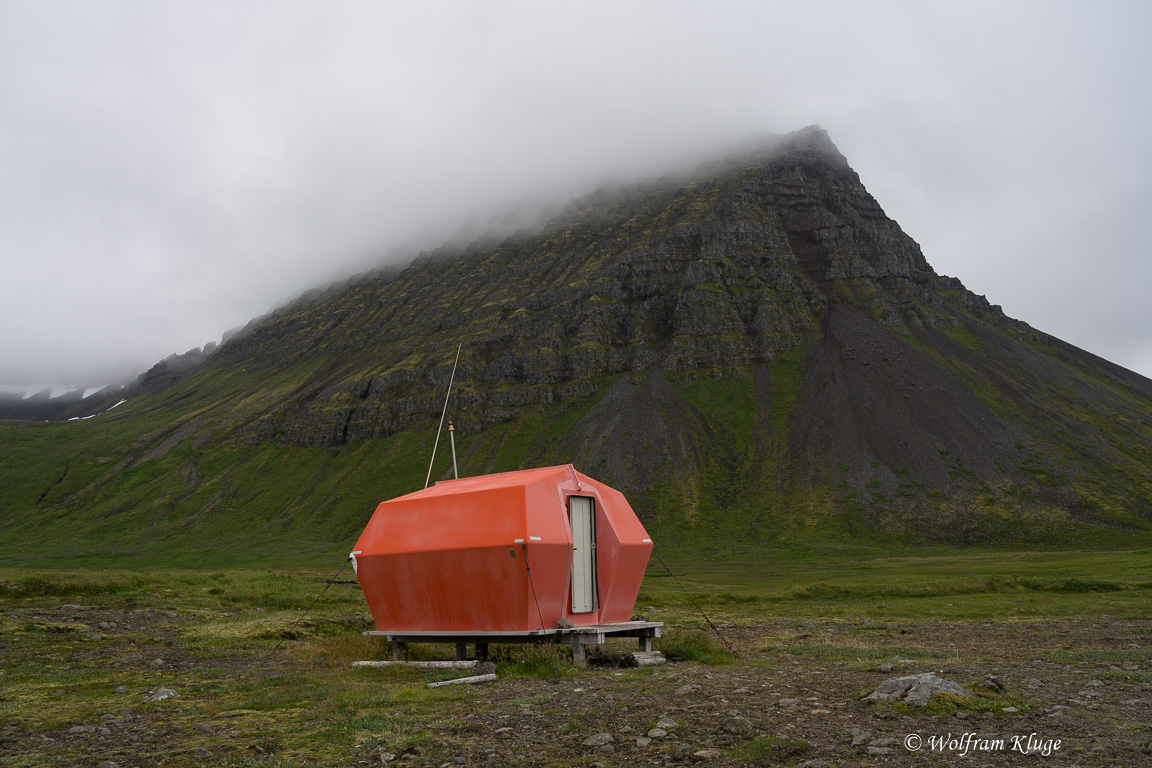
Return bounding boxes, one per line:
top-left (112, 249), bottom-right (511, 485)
top-left (3, 126), bottom-right (1151, 563)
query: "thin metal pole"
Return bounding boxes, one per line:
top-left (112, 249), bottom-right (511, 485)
top-left (425, 344), bottom-right (462, 489)
top-left (448, 420), bottom-right (458, 480)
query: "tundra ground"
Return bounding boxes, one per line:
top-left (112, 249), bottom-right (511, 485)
top-left (1, 551), bottom-right (1150, 767)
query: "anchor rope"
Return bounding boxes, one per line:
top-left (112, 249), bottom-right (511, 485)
top-left (263, 557), bottom-right (351, 662)
top-left (652, 549), bottom-right (739, 659)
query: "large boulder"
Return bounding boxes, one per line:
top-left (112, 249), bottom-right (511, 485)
top-left (863, 672), bottom-right (971, 706)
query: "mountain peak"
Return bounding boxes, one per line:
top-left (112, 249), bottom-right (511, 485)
top-left (5, 128), bottom-right (1152, 562)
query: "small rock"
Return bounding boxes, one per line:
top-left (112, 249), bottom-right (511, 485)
top-left (675, 684), bottom-right (701, 695)
top-left (192, 722), bottom-right (211, 732)
top-left (1001, 707), bottom-right (1019, 714)
top-left (863, 673), bottom-right (971, 707)
top-left (145, 687), bottom-right (179, 701)
top-left (647, 728), bottom-right (667, 738)
top-left (872, 738), bottom-right (899, 747)
top-left (557, 618), bottom-right (574, 629)
top-left (97, 622), bottom-right (111, 630)
top-left (636, 737), bottom-right (651, 747)
top-left (850, 729), bottom-right (872, 746)
top-left (693, 749), bottom-right (720, 759)
top-left (97, 763), bottom-right (119, 768)
top-left (978, 674), bottom-right (1006, 692)
top-left (810, 709), bottom-right (830, 714)
top-left (114, 686), bottom-right (128, 694)
top-left (151, 659), bottom-right (165, 668)
top-left (796, 761), bottom-right (829, 768)
top-left (195, 747), bottom-right (211, 757)
top-left (876, 663), bottom-right (894, 673)
top-left (60, 604), bottom-right (83, 612)
top-left (380, 753), bottom-right (396, 763)
top-left (582, 733), bottom-right (613, 747)
top-left (98, 727), bottom-right (111, 736)
top-left (596, 745), bottom-right (615, 754)
top-left (867, 746), bottom-right (893, 755)
top-left (656, 717), bottom-right (678, 729)
top-left (618, 725), bottom-right (633, 733)
top-left (68, 725), bottom-right (96, 734)
top-left (494, 727), bottom-right (512, 735)
top-left (723, 716), bottom-right (754, 735)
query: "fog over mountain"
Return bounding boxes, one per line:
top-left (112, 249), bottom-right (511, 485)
top-left (2, 1), bottom-right (1151, 389)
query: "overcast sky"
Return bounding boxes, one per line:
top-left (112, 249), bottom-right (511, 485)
top-left (2, 1), bottom-right (1151, 392)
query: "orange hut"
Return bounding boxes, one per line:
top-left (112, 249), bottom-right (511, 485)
top-left (351, 465), bottom-right (659, 662)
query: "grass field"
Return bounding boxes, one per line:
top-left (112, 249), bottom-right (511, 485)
top-left (1, 549), bottom-right (1150, 766)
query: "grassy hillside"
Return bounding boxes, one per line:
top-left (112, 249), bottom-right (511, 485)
top-left (3, 127), bottom-right (1152, 565)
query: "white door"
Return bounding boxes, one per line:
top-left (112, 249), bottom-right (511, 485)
top-left (569, 496), bottom-right (596, 613)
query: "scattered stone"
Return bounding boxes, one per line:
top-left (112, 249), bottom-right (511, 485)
top-left (617, 725), bottom-right (633, 733)
top-left (114, 686), bottom-right (127, 694)
top-left (145, 687), bottom-right (180, 701)
top-left (871, 738), bottom-right (899, 747)
top-left (693, 749), bottom-right (720, 759)
top-left (724, 716), bottom-right (754, 735)
top-left (68, 725), bottom-right (96, 734)
top-left (192, 722), bottom-right (211, 732)
top-left (777, 698), bottom-right (798, 707)
top-left (810, 709), bottom-right (830, 714)
top-left (675, 684), bottom-right (701, 695)
top-left (380, 752), bottom-right (396, 763)
top-left (582, 733), bottom-right (613, 747)
top-left (494, 727), bottom-right (512, 736)
top-left (60, 604), bottom-right (83, 612)
top-left (636, 737), bottom-right (651, 747)
top-left (647, 728), bottom-right (667, 738)
top-left (1001, 707), bottom-right (1019, 714)
top-left (796, 761), bottom-right (829, 768)
top-left (556, 618), bottom-right (574, 629)
top-left (867, 746), bottom-right (893, 755)
top-left (978, 674), bottom-right (1006, 692)
top-left (863, 673), bottom-right (971, 707)
top-left (97, 622), bottom-right (111, 630)
top-left (97, 763), bottom-right (119, 768)
top-left (151, 659), bottom-right (165, 668)
top-left (195, 747), bottom-right (211, 757)
top-left (850, 729), bottom-right (872, 746)
top-left (732, 687), bottom-right (751, 694)
top-left (98, 727), bottom-right (111, 736)
top-left (875, 663), bottom-right (894, 673)
top-left (656, 717), bottom-right (678, 729)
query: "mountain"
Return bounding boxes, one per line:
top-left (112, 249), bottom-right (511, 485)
top-left (3, 126), bottom-right (1151, 566)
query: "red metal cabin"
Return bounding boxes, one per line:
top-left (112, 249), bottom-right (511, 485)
top-left (351, 465), bottom-right (653, 633)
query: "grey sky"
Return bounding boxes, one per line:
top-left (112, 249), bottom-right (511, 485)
top-left (2, 1), bottom-right (1150, 390)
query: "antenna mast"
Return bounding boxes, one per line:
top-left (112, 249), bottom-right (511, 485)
top-left (425, 344), bottom-right (462, 489)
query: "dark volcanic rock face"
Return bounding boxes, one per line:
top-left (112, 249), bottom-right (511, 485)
top-left (10, 126), bottom-right (1152, 551)
top-left (218, 128), bottom-right (1003, 445)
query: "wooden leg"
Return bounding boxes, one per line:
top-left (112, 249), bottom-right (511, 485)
top-left (455, 642), bottom-right (468, 660)
top-left (391, 640), bottom-right (401, 661)
top-left (571, 636), bottom-right (586, 667)
top-left (476, 642), bottom-right (488, 661)
top-left (639, 635), bottom-right (652, 652)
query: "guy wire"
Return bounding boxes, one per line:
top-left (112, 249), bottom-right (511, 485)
top-left (652, 549), bottom-right (739, 659)
top-left (263, 557), bottom-right (351, 661)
